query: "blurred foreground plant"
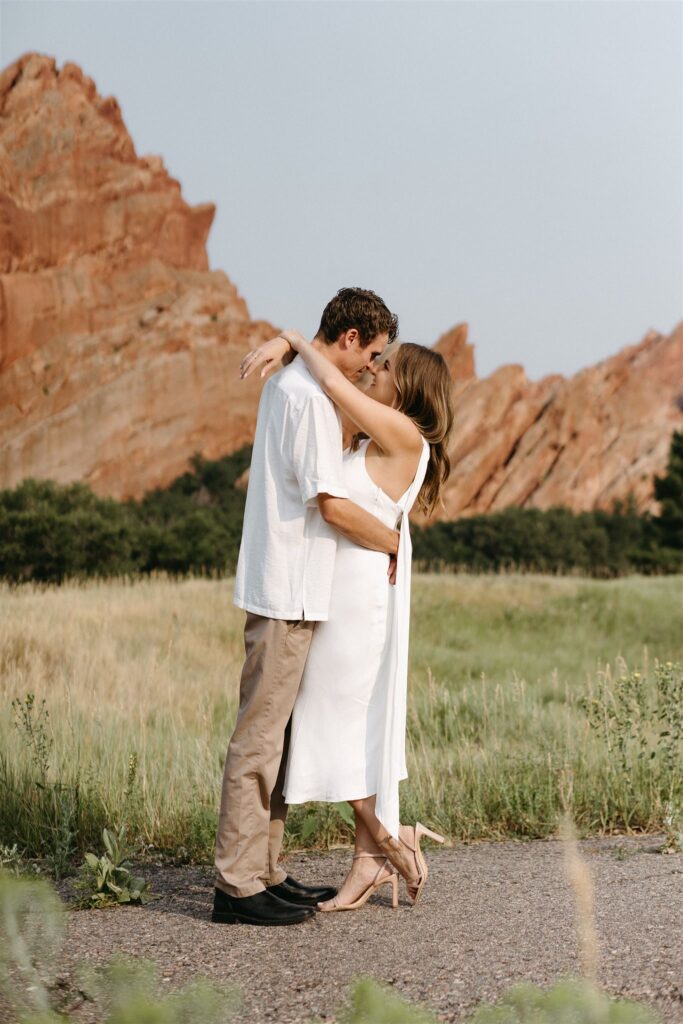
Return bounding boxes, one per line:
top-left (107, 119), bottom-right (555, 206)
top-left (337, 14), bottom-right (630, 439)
top-left (72, 957), bottom-right (238, 1024)
top-left (467, 978), bottom-right (659, 1023)
top-left (338, 978), bottom-right (659, 1024)
top-left (340, 977), bottom-right (436, 1023)
top-left (0, 872), bottom-right (64, 1020)
top-left (0, 872), bottom-right (236, 1023)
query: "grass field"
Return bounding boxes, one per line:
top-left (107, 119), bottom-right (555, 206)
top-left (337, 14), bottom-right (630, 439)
top-left (1, 573), bottom-right (681, 870)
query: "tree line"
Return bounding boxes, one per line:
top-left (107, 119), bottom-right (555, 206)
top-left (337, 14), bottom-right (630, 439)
top-left (0, 433), bottom-right (681, 584)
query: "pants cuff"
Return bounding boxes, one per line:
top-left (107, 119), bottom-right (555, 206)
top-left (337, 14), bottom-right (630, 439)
top-left (267, 868), bottom-right (288, 887)
top-left (214, 878), bottom-right (267, 899)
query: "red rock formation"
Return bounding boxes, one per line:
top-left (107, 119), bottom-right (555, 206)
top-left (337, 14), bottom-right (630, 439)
top-left (431, 322), bottom-right (683, 520)
top-left (0, 53), bottom-right (273, 499)
top-left (432, 322), bottom-right (475, 394)
top-left (1, 53), bottom-right (681, 518)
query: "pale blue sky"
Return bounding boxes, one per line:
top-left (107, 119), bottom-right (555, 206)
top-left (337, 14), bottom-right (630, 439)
top-left (2, 0), bottom-right (681, 379)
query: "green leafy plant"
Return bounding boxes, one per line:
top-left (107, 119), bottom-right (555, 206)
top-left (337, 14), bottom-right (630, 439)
top-left (75, 827), bottom-right (153, 909)
top-left (299, 801), bottom-right (355, 847)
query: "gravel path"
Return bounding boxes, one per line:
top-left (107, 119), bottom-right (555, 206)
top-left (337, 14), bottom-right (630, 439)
top-left (52, 835), bottom-right (682, 1023)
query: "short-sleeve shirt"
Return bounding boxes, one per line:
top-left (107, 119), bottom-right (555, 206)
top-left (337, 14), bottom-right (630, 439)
top-left (233, 358), bottom-right (348, 621)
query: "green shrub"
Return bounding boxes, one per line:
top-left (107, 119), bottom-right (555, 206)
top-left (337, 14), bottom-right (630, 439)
top-left (413, 432), bottom-right (683, 578)
top-left (0, 448), bottom-right (252, 584)
top-left (0, 480), bottom-right (140, 583)
top-left (653, 430), bottom-right (683, 553)
top-left (412, 503), bottom-right (680, 577)
top-left (1, 434), bottom-right (682, 584)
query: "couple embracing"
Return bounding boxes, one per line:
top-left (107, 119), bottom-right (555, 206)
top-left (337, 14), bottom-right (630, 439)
top-left (212, 287), bottom-right (454, 926)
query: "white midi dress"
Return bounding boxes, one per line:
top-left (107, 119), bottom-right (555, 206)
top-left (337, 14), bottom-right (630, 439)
top-left (283, 436), bottom-right (430, 839)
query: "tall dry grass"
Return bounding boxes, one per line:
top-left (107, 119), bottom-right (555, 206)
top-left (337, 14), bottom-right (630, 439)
top-left (1, 572), bottom-right (681, 864)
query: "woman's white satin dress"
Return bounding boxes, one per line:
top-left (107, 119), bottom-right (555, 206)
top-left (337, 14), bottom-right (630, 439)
top-left (283, 436), bottom-right (430, 839)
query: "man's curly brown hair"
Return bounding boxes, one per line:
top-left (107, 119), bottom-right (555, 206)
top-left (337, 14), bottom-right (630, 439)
top-left (316, 287), bottom-right (398, 349)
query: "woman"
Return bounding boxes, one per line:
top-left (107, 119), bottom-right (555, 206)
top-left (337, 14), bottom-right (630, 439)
top-left (241, 330), bottom-right (454, 911)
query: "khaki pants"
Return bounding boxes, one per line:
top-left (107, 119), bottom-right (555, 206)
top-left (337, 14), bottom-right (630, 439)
top-left (214, 612), bottom-right (315, 897)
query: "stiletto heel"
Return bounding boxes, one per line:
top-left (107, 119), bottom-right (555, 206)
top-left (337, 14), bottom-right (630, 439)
top-left (377, 822), bottom-right (445, 907)
top-left (416, 823), bottom-right (445, 845)
top-left (389, 871), bottom-right (399, 909)
top-left (317, 853), bottom-right (399, 913)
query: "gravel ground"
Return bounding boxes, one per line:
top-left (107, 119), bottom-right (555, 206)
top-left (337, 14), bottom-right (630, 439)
top-left (48, 835), bottom-right (683, 1023)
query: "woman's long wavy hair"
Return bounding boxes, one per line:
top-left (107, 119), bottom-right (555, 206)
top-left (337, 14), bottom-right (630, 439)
top-left (392, 343), bottom-right (455, 515)
top-left (353, 342), bottom-right (455, 516)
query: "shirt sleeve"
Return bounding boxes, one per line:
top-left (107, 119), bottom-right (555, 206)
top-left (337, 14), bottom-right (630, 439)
top-left (289, 394), bottom-right (348, 508)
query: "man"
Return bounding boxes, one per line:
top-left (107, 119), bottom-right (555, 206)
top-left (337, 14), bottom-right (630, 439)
top-left (213, 287), bottom-right (400, 926)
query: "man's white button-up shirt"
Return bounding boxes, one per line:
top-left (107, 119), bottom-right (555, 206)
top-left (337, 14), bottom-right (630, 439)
top-left (234, 358), bottom-right (348, 621)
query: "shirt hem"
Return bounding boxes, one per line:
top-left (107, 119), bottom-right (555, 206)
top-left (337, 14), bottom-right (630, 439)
top-left (234, 597), bottom-right (329, 622)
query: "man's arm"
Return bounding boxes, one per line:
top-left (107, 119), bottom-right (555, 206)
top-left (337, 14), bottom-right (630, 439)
top-left (318, 494), bottom-right (399, 555)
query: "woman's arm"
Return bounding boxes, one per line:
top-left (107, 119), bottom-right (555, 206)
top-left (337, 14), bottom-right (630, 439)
top-left (241, 333), bottom-right (422, 457)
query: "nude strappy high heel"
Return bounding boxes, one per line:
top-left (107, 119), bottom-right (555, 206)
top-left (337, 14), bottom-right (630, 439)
top-left (317, 853), bottom-right (399, 912)
top-left (377, 823), bottom-right (445, 906)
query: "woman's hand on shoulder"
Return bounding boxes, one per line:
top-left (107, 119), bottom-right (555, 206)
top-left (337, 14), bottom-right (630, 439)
top-left (239, 330), bottom-right (308, 380)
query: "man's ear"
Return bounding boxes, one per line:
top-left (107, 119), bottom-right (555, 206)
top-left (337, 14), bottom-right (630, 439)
top-left (339, 328), bottom-right (360, 350)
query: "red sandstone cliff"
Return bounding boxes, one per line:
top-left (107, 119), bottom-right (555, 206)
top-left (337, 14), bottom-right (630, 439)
top-left (1, 53), bottom-right (681, 516)
top-left (0, 53), bottom-right (273, 499)
top-left (432, 322), bottom-right (683, 519)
